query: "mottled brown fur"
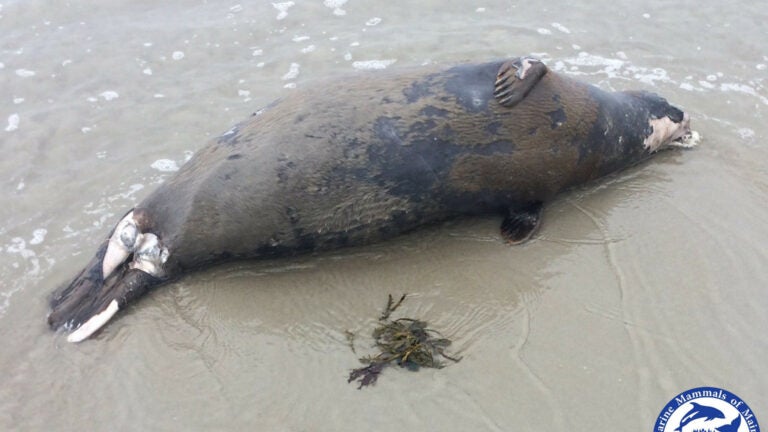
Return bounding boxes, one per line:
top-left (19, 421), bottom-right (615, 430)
top-left (138, 61), bottom-right (651, 272)
top-left (449, 71), bottom-right (599, 198)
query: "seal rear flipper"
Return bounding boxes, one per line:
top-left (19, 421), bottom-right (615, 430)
top-left (48, 209), bottom-right (169, 341)
top-left (494, 57), bottom-right (548, 108)
top-left (500, 202), bottom-right (543, 244)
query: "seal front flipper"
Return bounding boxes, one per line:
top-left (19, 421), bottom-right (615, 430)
top-left (494, 57), bottom-right (548, 108)
top-left (500, 202), bottom-right (543, 244)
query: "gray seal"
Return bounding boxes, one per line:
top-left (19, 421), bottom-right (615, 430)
top-left (48, 57), bottom-right (692, 342)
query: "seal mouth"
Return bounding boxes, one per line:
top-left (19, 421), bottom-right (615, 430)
top-left (673, 112), bottom-right (693, 141)
top-left (669, 112), bottom-right (699, 148)
top-left (670, 129), bottom-right (700, 149)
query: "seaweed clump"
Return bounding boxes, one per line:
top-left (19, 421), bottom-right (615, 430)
top-left (347, 294), bottom-right (461, 389)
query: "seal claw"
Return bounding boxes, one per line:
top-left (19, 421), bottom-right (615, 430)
top-left (494, 87), bottom-right (513, 100)
top-left (494, 56), bottom-right (548, 108)
top-left (498, 94), bottom-right (517, 107)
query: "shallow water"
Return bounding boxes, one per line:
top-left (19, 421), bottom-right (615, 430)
top-left (1, 0), bottom-right (766, 430)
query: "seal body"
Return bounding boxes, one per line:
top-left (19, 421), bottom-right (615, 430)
top-left (48, 58), bottom-right (692, 341)
top-left (145, 60), bottom-right (667, 269)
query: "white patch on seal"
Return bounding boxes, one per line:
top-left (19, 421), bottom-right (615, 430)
top-left (643, 113), bottom-right (693, 152)
top-left (129, 233), bottom-right (169, 277)
top-left (67, 300), bottom-right (119, 343)
top-left (516, 58), bottom-right (540, 79)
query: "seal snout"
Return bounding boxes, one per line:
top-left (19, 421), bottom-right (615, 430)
top-left (642, 99), bottom-right (694, 152)
top-left (671, 111), bottom-right (692, 142)
top-left (644, 112), bottom-right (693, 152)
top-left (668, 111), bottom-right (702, 149)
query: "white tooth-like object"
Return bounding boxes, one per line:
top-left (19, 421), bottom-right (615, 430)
top-left (67, 300), bottom-right (120, 343)
top-left (102, 212), bottom-right (139, 279)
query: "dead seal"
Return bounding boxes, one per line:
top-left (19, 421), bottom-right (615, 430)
top-left (48, 56), bottom-right (692, 342)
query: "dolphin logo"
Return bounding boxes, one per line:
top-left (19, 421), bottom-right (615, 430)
top-left (716, 416), bottom-right (742, 432)
top-left (675, 402), bottom-right (726, 431)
